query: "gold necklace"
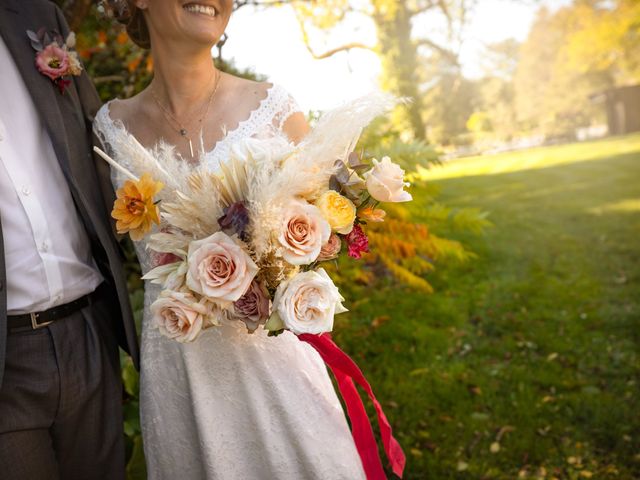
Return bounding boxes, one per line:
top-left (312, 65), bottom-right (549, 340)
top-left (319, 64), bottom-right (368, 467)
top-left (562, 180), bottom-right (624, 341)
top-left (151, 70), bottom-right (222, 158)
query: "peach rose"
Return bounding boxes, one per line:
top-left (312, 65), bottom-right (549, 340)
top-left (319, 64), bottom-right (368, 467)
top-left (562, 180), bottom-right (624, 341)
top-left (272, 268), bottom-right (347, 335)
top-left (278, 201), bottom-right (331, 265)
top-left (317, 233), bottom-right (342, 261)
top-left (186, 232), bottom-right (258, 305)
top-left (364, 156), bottom-right (412, 203)
top-left (151, 291), bottom-right (214, 343)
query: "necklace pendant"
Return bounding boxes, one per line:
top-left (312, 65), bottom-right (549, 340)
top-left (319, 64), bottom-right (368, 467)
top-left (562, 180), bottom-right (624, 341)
top-left (180, 129), bottom-right (187, 136)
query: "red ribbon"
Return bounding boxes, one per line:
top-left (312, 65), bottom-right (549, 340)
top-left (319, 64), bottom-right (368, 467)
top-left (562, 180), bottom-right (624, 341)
top-left (299, 333), bottom-right (406, 479)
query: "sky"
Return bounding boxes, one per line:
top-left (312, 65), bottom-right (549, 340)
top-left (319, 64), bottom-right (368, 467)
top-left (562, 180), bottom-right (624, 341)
top-left (223, 0), bottom-right (571, 112)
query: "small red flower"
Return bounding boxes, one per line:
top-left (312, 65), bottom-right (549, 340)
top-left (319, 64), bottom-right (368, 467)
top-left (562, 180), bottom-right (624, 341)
top-left (345, 224), bottom-right (369, 259)
top-left (151, 251), bottom-right (181, 268)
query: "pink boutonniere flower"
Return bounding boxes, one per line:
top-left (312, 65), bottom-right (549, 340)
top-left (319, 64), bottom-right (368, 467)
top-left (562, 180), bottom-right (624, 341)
top-left (27, 28), bottom-right (83, 94)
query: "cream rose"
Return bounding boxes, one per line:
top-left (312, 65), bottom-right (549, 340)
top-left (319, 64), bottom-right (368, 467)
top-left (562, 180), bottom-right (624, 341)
top-left (151, 291), bottom-right (213, 343)
top-left (364, 156), bottom-right (412, 203)
top-left (278, 201), bottom-right (331, 265)
top-left (315, 190), bottom-right (356, 235)
top-left (273, 268), bottom-right (347, 335)
top-left (186, 232), bottom-right (258, 305)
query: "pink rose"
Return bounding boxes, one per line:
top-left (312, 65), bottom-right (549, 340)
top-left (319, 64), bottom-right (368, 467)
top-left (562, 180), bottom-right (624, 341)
top-left (150, 291), bottom-right (213, 343)
top-left (278, 201), bottom-right (331, 265)
top-left (317, 233), bottom-right (342, 261)
top-left (186, 232), bottom-right (258, 305)
top-left (232, 280), bottom-right (271, 333)
top-left (35, 44), bottom-right (70, 80)
top-left (345, 224), bottom-right (369, 259)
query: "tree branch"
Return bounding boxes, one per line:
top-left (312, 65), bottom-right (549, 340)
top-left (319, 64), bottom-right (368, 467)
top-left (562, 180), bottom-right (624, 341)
top-left (305, 42), bottom-right (376, 59)
top-left (409, 0), bottom-right (437, 17)
top-left (415, 37), bottom-right (460, 66)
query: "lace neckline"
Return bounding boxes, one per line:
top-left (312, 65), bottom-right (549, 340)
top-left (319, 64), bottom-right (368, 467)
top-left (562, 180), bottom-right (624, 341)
top-left (100, 83), bottom-right (277, 159)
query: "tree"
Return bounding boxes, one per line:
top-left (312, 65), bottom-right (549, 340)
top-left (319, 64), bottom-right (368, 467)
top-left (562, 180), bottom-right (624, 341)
top-left (258, 0), bottom-right (480, 141)
top-left (514, 0), bottom-right (640, 137)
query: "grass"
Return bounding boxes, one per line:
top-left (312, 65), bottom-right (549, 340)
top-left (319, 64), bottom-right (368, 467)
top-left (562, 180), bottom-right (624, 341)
top-left (333, 134), bottom-right (640, 479)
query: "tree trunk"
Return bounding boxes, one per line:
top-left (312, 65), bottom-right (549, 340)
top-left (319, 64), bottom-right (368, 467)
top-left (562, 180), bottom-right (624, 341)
top-left (372, 0), bottom-right (426, 140)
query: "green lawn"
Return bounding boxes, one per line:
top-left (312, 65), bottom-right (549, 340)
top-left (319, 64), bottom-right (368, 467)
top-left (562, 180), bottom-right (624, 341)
top-left (334, 134), bottom-right (640, 479)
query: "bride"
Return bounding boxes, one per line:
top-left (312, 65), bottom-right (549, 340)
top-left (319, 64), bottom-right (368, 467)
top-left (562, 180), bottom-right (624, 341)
top-left (94, 0), bottom-right (367, 478)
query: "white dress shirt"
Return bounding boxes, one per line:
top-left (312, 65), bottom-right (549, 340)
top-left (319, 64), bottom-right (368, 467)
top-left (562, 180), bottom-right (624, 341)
top-left (0, 36), bottom-right (102, 315)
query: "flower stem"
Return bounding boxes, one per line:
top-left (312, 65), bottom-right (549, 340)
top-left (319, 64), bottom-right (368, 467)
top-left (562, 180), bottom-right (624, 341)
top-left (93, 146), bottom-right (139, 182)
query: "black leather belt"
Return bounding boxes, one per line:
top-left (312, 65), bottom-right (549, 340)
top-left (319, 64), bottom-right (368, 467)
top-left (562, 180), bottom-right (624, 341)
top-left (7, 291), bottom-right (96, 333)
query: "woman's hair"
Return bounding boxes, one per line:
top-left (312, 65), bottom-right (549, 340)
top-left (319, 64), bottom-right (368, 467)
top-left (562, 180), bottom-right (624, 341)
top-left (110, 0), bottom-right (151, 49)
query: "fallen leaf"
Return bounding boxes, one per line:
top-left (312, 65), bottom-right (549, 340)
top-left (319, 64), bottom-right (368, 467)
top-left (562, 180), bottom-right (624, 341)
top-left (371, 315), bottom-right (390, 328)
top-left (490, 442), bottom-right (501, 453)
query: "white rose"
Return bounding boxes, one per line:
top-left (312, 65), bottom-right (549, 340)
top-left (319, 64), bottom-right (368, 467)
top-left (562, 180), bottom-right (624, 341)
top-left (186, 231), bottom-right (258, 305)
top-left (364, 156), bottom-right (412, 203)
top-left (278, 201), bottom-right (331, 265)
top-left (151, 291), bottom-right (214, 343)
top-left (273, 268), bottom-right (347, 335)
top-left (230, 136), bottom-right (292, 165)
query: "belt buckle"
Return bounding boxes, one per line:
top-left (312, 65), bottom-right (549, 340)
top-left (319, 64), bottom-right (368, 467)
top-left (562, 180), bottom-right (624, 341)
top-left (30, 312), bottom-right (53, 329)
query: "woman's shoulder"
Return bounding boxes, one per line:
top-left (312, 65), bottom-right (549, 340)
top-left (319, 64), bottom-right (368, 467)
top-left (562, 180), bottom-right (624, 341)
top-left (224, 75), bottom-right (298, 113)
top-left (99, 93), bottom-right (144, 127)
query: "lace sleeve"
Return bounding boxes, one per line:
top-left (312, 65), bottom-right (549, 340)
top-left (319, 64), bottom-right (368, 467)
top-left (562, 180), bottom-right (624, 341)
top-left (93, 102), bottom-right (136, 191)
top-left (270, 85), bottom-right (304, 133)
top-left (93, 103), bottom-right (117, 159)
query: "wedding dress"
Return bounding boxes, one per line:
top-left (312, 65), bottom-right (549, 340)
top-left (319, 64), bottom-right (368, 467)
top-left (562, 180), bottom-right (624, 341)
top-left (94, 84), bottom-right (366, 480)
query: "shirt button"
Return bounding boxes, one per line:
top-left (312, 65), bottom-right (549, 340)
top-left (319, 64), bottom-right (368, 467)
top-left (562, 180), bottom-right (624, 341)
top-left (22, 186), bottom-right (30, 196)
top-left (40, 241), bottom-right (49, 252)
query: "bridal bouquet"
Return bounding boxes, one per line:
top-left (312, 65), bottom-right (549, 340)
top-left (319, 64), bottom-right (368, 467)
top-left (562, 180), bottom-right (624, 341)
top-left (99, 93), bottom-right (411, 342)
top-left (97, 92), bottom-right (407, 478)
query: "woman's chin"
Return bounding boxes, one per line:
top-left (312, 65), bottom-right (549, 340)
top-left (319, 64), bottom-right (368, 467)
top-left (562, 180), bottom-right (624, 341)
top-left (181, 14), bottom-right (226, 45)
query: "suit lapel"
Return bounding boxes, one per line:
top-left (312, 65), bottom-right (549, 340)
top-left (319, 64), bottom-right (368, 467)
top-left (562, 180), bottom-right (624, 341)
top-left (0, 0), bottom-right (76, 182)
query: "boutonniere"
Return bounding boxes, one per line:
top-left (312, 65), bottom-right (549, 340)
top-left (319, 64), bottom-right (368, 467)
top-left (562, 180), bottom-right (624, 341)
top-left (27, 28), bottom-right (83, 94)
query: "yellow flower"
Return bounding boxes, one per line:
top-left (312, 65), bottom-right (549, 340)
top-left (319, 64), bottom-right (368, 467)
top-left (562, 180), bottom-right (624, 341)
top-left (112, 173), bottom-right (164, 241)
top-left (315, 190), bottom-right (356, 235)
top-left (359, 206), bottom-right (386, 223)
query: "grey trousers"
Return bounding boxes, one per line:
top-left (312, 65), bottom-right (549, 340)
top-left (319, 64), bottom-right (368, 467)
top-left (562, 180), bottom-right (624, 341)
top-left (0, 291), bottom-right (125, 480)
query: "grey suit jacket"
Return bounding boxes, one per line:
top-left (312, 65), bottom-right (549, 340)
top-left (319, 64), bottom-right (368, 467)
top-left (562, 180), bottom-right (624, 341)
top-left (0, 0), bottom-right (140, 387)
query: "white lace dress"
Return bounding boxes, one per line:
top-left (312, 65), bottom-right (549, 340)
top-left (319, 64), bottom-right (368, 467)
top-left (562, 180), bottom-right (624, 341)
top-left (94, 84), bottom-right (366, 480)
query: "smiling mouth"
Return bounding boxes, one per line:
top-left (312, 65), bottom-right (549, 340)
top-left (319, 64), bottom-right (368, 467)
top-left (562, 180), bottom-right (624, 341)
top-left (184, 3), bottom-right (218, 18)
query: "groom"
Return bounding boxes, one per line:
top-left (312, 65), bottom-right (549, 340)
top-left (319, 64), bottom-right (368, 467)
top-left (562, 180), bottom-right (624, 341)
top-left (0, 1), bottom-right (139, 479)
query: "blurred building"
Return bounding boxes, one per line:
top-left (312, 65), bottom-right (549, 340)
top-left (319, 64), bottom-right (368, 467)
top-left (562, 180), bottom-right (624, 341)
top-left (591, 85), bottom-right (640, 135)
